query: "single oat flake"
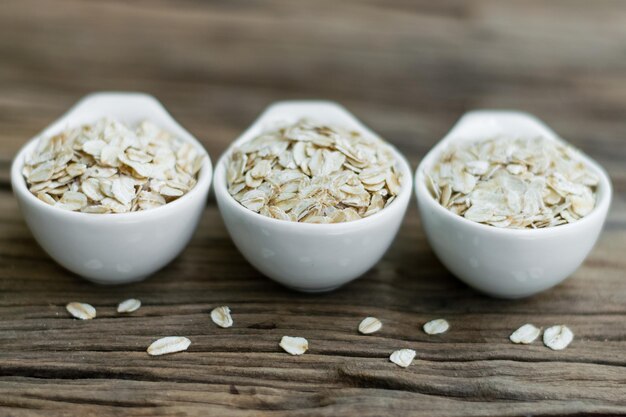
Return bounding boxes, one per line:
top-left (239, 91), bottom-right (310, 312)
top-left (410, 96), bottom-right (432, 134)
top-left (66, 302), bottom-right (96, 320)
top-left (23, 118), bottom-right (204, 214)
top-left (426, 136), bottom-right (599, 229)
top-left (389, 349), bottom-right (416, 368)
top-left (279, 336), bottom-right (308, 355)
top-left (358, 317), bottom-right (382, 335)
top-left (510, 324), bottom-right (541, 344)
top-left (226, 119), bottom-right (402, 223)
top-left (543, 325), bottom-right (574, 351)
top-left (423, 319), bottom-right (449, 335)
top-left (117, 298), bottom-right (141, 313)
top-left (210, 306), bottom-right (233, 328)
top-left (147, 336), bottom-right (191, 356)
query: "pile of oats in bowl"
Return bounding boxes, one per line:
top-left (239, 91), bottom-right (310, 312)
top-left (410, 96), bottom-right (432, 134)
top-left (23, 118), bottom-right (204, 213)
top-left (226, 119), bottom-right (402, 223)
top-left (426, 137), bottom-right (599, 229)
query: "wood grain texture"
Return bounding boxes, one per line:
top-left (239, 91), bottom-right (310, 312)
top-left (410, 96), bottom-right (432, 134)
top-left (1, 0), bottom-right (625, 416)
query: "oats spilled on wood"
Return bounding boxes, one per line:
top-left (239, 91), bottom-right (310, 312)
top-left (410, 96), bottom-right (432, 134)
top-left (426, 136), bottom-right (599, 229)
top-left (279, 336), bottom-right (308, 355)
top-left (543, 325), bottom-right (574, 350)
top-left (389, 349), bottom-right (416, 368)
top-left (226, 119), bottom-right (403, 223)
top-left (147, 336), bottom-right (191, 356)
top-left (66, 302), bottom-right (96, 320)
top-left (510, 324), bottom-right (541, 344)
top-left (117, 298), bottom-right (141, 313)
top-left (210, 306), bottom-right (233, 328)
top-left (423, 318), bottom-right (449, 335)
top-left (23, 118), bottom-right (204, 213)
top-left (358, 317), bottom-right (382, 335)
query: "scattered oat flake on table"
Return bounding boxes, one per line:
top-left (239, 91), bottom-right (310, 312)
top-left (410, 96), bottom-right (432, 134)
top-left (509, 324), bottom-right (541, 344)
top-left (279, 336), bottom-right (308, 355)
top-left (423, 318), bottom-right (449, 335)
top-left (23, 118), bottom-right (204, 214)
top-left (389, 349), bottom-right (416, 368)
top-left (147, 336), bottom-right (191, 356)
top-left (210, 306), bottom-right (233, 328)
top-left (543, 325), bottom-right (574, 350)
top-left (226, 119), bottom-right (402, 223)
top-left (358, 317), bottom-right (382, 334)
top-left (66, 302), bottom-right (96, 320)
top-left (426, 136), bottom-right (599, 229)
top-left (117, 298), bottom-right (141, 313)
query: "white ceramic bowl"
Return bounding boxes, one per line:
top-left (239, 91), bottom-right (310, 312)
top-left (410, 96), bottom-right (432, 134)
top-left (11, 92), bottom-right (212, 284)
top-left (214, 101), bottom-right (412, 292)
top-left (415, 111), bottom-right (612, 298)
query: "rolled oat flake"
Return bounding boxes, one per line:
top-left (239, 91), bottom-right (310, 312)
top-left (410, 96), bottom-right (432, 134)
top-left (509, 324), bottom-right (541, 344)
top-left (279, 336), bottom-right (308, 355)
top-left (210, 306), bottom-right (234, 328)
top-left (358, 317), bottom-right (382, 335)
top-left (117, 298), bottom-right (141, 313)
top-left (147, 336), bottom-right (191, 356)
top-left (389, 349), bottom-right (416, 368)
top-left (66, 302), bottom-right (96, 320)
top-left (423, 318), bottom-right (449, 335)
top-left (543, 325), bottom-right (574, 350)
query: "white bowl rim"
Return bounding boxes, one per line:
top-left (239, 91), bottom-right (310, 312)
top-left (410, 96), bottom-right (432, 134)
top-left (10, 92), bottom-right (213, 222)
top-left (213, 99), bottom-right (413, 231)
top-left (415, 109), bottom-right (612, 236)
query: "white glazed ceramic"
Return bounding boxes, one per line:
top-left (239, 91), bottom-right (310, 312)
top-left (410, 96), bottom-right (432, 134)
top-left (11, 92), bottom-right (212, 284)
top-left (214, 101), bottom-right (412, 292)
top-left (415, 111), bottom-right (612, 298)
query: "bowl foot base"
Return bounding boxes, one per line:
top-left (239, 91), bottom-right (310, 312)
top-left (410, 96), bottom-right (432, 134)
top-left (285, 284), bottom-right (343, 293)
top-left (81, 274), bottom-right (150, 286)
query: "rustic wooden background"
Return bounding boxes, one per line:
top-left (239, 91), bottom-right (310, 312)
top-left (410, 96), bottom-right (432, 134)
top-left (1, 1), bottom-right (625, 416)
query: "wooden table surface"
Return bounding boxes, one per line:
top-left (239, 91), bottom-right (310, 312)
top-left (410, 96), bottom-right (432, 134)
top-left (1, 1), bottom-right (625, 416)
